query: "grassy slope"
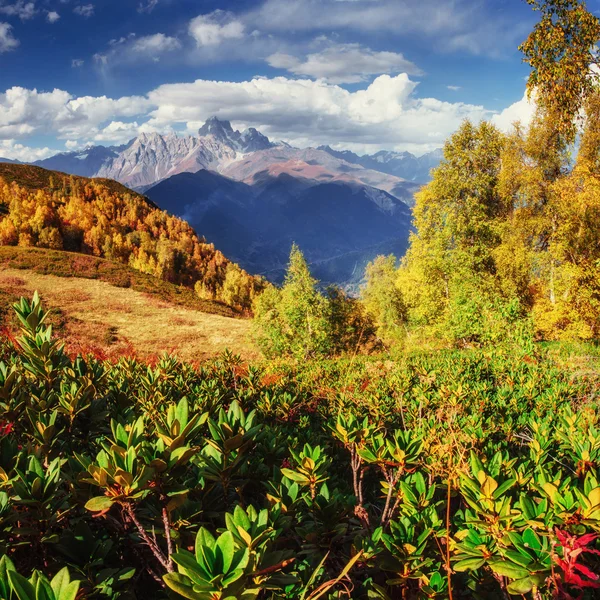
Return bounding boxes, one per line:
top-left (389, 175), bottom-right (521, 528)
top-left (0, 247), bottom-right (256, 362)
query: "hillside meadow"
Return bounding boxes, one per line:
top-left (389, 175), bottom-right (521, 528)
top-left (0, 248), bottom-right (256, 362)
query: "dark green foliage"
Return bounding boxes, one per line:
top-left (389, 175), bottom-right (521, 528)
top-left (0, 294), bottom-right (598, 597)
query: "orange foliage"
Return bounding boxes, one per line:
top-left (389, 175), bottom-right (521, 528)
top-left (0, 173), bottom-right (264, 310)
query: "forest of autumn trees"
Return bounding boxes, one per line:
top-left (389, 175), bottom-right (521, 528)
top-left (0, 167), bottom-right (264, 311)
top-left (362, 0), bottom-right (600, 346)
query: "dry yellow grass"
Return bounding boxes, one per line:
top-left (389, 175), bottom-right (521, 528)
top-left (0, 268), bottom-right (258, 362)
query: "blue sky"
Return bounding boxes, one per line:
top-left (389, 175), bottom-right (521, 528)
top-left (0, 0), bottom-right (587, 160)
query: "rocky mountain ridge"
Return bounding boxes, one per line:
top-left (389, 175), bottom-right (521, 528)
top-left (317, 145), bottom-right (444, 182)
top-left (1, 117), bottom-right (442, 195)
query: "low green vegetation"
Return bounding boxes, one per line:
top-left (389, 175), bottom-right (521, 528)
top-left (2, 3), bottom-right (600, 599)
top-left (0, 293), bottom-right (599, 599)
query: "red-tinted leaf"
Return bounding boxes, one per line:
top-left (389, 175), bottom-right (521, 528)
top-left (573, 563), bottom-right (600, 581)
top-left (574, 533), bottom-right (598, 547)
top-left (567, 572), bottom-right (600, 589)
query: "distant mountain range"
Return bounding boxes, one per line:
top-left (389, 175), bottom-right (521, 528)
top-left (0, 117), bottom-right (443, 286)
top-left (317, 146), bottom-right (444, 183)
top-left (144, 169), bottom-right (412, 286)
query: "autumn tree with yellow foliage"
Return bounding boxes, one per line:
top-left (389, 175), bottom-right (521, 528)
top-left (363, 0), bottom-right (600, 344)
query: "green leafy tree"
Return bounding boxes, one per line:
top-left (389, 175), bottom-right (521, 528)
top-left (362, 255), bottom-right (406, 345)
top-left (326, 286), bottom-right (376, 355)
top-left (253, 245), bottom-right (332, 359)
top-left (397, 121), bottom-right (512, 344)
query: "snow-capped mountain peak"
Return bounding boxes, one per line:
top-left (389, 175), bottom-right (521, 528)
top-left (24, 117), bottom-right (442, 190)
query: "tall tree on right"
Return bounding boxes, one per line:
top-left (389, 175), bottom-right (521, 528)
top-left (517, 0), bottom-right (600, 338)
top-left (519, 0), bottom-right (600, 146)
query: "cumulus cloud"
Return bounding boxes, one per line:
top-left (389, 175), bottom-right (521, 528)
top-left (0, 139), bottom-right (54, 161)
top-left (73, 4), bottom-right (94, 18)
top-left (491, 91), bottom-right (536, 132)
top-left (0, 22), bottom-right (18, 52)
top-left (91, 120), bottom-right (141, 143)
top-left (46, 11), bottom-right (60, 23)
top-left (94, 33), bottom-right (181, 65)
top-left (129, 33), bottom-right (181, 56)
top-left (147, 74), bottom-right (491, 153)
top-left (0, 1), bottom-right (36, 20)
top-left (0, 86), bottom-right (152, 141)
top-left (189, 10), bottom-right (245, 47)
top-left (267, 42), bottom-right (421, 84)
top-left (0, 75), bottom-right (539, 157)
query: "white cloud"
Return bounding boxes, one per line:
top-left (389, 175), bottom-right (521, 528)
top-left (0, 140), bottom-right (54, 161)
top-left (491, 91), bottom-right (536, 132)
top-left (73, 4), bottom-right (94, 18)
top-left (129, 33), bottom-right (181, 55)
top-left (91, 121), bottom-right (140, 143)
top-left (267, 42), bottom-right (421, 83)
top-left (71, 58), bottom-right (84, 67)
top-left (447, 85), bottom-right (461, 91)
top-left (94, 33), bottom-right (181, 66)
top-left (189, 10), bottom-right (245, 47)
top-left (65, 139), bottom-right (79, 150)
top-left (0, 22), bottom-right (18, 52)
top-left (46, 11), bottom-right (60, 23)
top-left (0, 86), bottom-right (152, 141)
top-left (267, 53), bottom-right (301, 70)
top-left (0, 76), bottom-right (539, 157)
top-left (0, 1), bottom-right (36, 20)
top-left (243, 0), bottom-right (532, 57)
top-left (147, 74), bottom-right (491, 153)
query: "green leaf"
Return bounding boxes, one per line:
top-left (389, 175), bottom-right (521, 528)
top-left (488, 560), bottom-right (529, 580)
top-left (163, 573), bottom-right (204, 600)
top-left (493, 478), bottom-right (516, 499)
top-left (217, 531), bottom-right (235, 574)
top-left (522, 528), bottom-right (543, 551)
top-left (57, 581), bottom-right (78, 600)
top-left (506, 577), bottom-right (535, 595)
top-left (50, 568), bottom-right (70, 599)
top-left (172, 552), bottom-right (209, 585)
top-left (233, 505), bottom-right (251, 530)
top-left (453, 557), bottom-right (485, 572)
top-left (84, 496), bottom-right (113, 512)
top-left (221, 568), bottom-right (246, 587)
top-left (8, 571), bottom-right (36, 600)
top-left (356, 448), bottom-right (378, 463)
top-left (281, 469), bottom-right (309, 484)
top-left (195, 528), bottom-right (216, 568)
